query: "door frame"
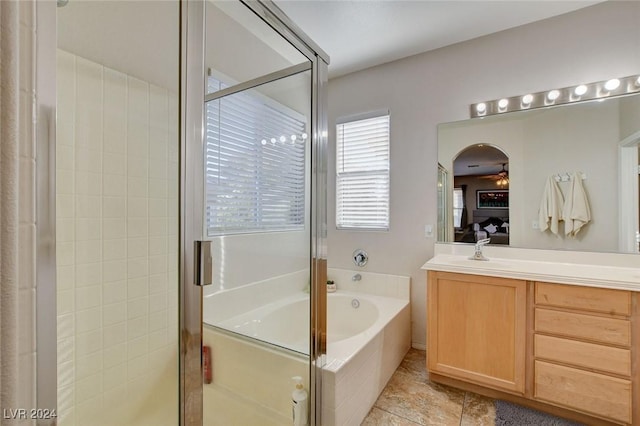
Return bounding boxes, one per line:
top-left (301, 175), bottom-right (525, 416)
top-left (618, 131), bottom-right (640, 253)
top-left (179, 1), bottom-right (329, 424)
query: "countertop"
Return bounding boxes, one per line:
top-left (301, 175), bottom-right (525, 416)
top-left (423, 243), bottom-right (640, 292)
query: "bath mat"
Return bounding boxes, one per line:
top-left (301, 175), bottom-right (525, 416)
top-left (495, 400), bottom-right (584, 426)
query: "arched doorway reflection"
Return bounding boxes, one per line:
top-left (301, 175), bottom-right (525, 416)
top-left (453, 144), bottom-right (510, 245)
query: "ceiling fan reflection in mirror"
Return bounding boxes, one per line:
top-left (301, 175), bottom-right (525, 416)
top-left (495, 163), bottom-right (509, 187)
top-left (466, 162), bottom-right (509, 187)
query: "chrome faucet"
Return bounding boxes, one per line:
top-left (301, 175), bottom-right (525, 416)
top-left (469, 238), bottom-right (491, 261)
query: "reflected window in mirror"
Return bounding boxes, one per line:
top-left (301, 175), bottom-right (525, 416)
top-left (453, 188), bottom-right (464, 228)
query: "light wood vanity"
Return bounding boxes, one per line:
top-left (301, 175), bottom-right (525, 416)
top-left (425, 251), bottom-right (640, 426)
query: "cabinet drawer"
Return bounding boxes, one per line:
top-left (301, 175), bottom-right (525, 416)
top-left (535, 361), bottom-right (631, 424)
top-left (535, 282), bottom-right (630, 315)
top-left (535, 308), bottom-right (630, 346)
top-left (534, 334), bottom-right (631, 376)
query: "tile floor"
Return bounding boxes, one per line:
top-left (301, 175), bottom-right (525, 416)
top-left (361, 348), bottom-right (496, 425)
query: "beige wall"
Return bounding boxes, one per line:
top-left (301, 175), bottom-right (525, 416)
top-left (55, 50), bottom-right (179, 425)
top-left (327, 1), bottom-right (640, 348)
top-left (521, 102), bottom-right (619, 251)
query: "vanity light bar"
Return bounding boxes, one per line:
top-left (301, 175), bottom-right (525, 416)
top-left (470, 74), bottom-right (640, 118)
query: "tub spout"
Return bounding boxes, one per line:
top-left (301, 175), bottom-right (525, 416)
top-left (352, 273), bottom-right (362, 281)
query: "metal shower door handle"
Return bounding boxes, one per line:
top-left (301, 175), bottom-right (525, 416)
top-left (194, 240), bottom-right (213, 286)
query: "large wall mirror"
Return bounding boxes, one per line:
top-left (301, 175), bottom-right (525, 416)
top-left (437, 92), bottom-right (640, 254)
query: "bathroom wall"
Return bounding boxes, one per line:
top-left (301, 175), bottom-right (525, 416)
top-left (619, 94), bottom-right (640, 141)
top-left (521, 102), bottom-right (619, 251)
top-left (326, 1), bottom-right (640, 348)
top-left (55, 50), bottom-right (179, 425)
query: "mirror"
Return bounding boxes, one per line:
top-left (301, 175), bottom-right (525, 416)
top-left (449, 145), bottom-right (510, 245)
top-left (438, 93), bottom-right (640, 254)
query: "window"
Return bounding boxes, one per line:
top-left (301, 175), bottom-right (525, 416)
top-left (453, 188), bottom-right (464, 228)
top-left (336, 113), bottom-right (390, 230)
top-left (205, 76), bottom-right (307, 236)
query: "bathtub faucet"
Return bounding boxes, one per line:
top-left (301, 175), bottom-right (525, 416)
top-left (352, 273), bottom-right (362, 281)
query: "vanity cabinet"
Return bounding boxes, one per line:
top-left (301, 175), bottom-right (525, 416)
top-left (427, 272), bottom-right (639, 425)
top-left (533, 282), bottom-right (633, 424)
top-left (427, 271), bottom-right (527, 394)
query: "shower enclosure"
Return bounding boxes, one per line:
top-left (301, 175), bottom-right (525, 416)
top-left (182, 1), bottom-right (328, 424)
top-left (49, 0), bottom-right (328, 424)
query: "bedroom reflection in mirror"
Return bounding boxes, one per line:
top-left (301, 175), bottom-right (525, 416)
top-left (453, 144), bottom-right (510, 245)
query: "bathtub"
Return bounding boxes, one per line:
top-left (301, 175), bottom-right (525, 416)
top-left (212, 290), bottom-right (407, 351)
top-left (203, 269), bottom-right (411, 426)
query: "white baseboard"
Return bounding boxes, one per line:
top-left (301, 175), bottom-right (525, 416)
top-left (411, 342), bottom-right (426, 350)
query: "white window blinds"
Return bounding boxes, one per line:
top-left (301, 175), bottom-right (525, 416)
top-left (453, 188), bottom-right (464, 228)
top-left (336, 114), bottom-right (390, 230)
top-left (205, 77), bottom-right (307, 236)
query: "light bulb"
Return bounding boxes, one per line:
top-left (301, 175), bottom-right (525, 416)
top-left (522, 94), bottom-right (533, 105)
top-left (574, 85), bottom-right (587, 96)
top-left (279, 135), bottom-right (286, 143)
top-left (301, 133), bottom-right (308, 140)
top-left (261, 139), bottom-right (267, 145)
top-left (270, 138), bottom-right (276, 144)
top-left (291, 135), bottom-right (297, 142)
top-left (476, 103), bottom-right (486, 113)
top-left (604, 78), bottom-right (620, 91)
top-left (636, 76), bottom-right (640, 86)
top-left (547, 90), bottom-right (560, 101)
top-left (498, 98), bottom-right (509, 109)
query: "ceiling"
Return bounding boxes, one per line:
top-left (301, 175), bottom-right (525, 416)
top-left (275, 0), bottom-right (602, 78)
top-left (56, 1), bottom-right (602, 90)
top-left (453, 144), bottom-right (508, 177)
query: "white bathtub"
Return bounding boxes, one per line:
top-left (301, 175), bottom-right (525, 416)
top-left (204, 268), bottom-right (411, 426)
top-left (212, 291), bottom-right (405, 356)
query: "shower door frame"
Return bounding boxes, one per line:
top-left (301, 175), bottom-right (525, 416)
top-left (179, 1), bottom-right (329, 424)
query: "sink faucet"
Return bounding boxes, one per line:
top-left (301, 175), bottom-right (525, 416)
top-left (469, 238), bottom-right (491, 261)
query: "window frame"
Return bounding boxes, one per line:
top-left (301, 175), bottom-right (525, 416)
top-left (335, 110), bottom-right (391, 231)
top-left (452, 187), bottom-right (464, 229)
top-left (204, 74), bottom-right (308, 236)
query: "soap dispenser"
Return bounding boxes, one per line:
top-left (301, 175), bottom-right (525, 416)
top-left (291, 376), bottom-right (308, 426)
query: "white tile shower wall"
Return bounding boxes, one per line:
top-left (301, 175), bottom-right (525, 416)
top-left (55, 50), bottom-right (179, 426)
top-left (17, 2), bottom-right (37, 424)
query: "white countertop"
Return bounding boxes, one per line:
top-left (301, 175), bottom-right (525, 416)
top-left (423, 243), bottom-right (640, 292)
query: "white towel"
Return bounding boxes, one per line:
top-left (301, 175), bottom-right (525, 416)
top-left (538, 176), bottom-right (564, 236)
top-left (563, 172), bottom-right (591, 237)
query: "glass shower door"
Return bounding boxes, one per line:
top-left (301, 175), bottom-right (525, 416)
top-left (181, 1), bottom-right (328, 424)
top-left (201, 70), bottom-right (312, 425)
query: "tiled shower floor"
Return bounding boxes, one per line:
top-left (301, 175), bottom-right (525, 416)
top-left (361, 349), bottom-right (496, 425)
